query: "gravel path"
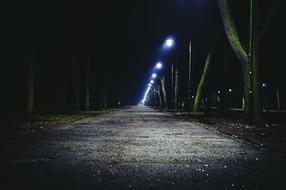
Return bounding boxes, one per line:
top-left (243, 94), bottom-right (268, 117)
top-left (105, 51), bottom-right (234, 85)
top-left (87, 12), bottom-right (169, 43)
top-left (1, 106), bottom-right (285, 189)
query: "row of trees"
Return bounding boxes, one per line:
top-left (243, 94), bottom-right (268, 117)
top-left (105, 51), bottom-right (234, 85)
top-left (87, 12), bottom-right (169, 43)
top-left (146, 0), bottom-right (283, 123)
top-left (1, 4), bottom-right (127, 119)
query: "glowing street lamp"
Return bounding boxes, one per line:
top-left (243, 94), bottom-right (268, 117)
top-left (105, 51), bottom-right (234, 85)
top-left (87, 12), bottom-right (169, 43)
top-left (150, 80), bottom-right (154, 84)
top-left (151, 73), bottom-right (157, 79)
top-left (262, 83), bottom-right (266, 88)
top-left (165, 38), bottom-right (174, 48)
top-left (155, 62), bottom-right (163, 69)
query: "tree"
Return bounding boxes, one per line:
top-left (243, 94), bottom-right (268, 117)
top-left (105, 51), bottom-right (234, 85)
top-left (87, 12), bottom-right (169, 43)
top-left (217, 0), bottom-right (280, 122)
top-left (193, 50), bottom-right (213, 112)
top-left (160, 76), bottom-right (168, 108)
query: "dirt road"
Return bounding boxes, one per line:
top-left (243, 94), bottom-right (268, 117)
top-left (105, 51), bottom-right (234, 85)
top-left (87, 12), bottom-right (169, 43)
top-left (1, 107), bottom-right (285, 189)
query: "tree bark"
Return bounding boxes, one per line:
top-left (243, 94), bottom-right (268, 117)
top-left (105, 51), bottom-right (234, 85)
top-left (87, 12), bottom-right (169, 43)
top-left (217, 0), bottom-right (248, 65)
top-left (193, 50), bottom-right (213, 112)
top-left (276, 88), bottom-right (281, 110)
top-left (160, 76), bottom-right (168, 108)
top-left (157, 85), bottom-right (163, 107)
top-left (174, 69), bottom-right (179, 109)
top-left (217, 0), bottom-right (264, 122)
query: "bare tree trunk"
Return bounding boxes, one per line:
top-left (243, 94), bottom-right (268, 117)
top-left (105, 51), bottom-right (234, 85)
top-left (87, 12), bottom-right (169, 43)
top-left (171, 64), bottom-right (174, 108)
top-left (276, 88), bottom-right (281, 110)
top-left (217, 0), bottom-right (248, 64)
top-left (157, 85), bottom-right (163, 107)
top-left (174, 69), bottom-right (179, 109)
top-left (104, 78), bottom-right (108, 109)
top-left (24, 42), bottom-right (35, 116)
top-left (193, 50), bottom-right (213, 112)
top-left (217, 0), bottom-right (263, 122)
top-left (160, 76), bottom-right (168, 108)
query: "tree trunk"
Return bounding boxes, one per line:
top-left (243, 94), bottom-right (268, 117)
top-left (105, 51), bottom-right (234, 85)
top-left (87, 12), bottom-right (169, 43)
top-left (276, 88), bottom-right (281, 110)
top-left (171, 64), bottom-right (174, 108)
top-left (252, 35), bottom-right (262, 121)
top-left (157, 85), bottom-right (163, 107)
top-left (160, 76), bottom-right (168, 108)
top-left (217, 0), bottom-right (248, 65)
top-left (24, 42), bottom-right (35, 116)
top-left (174, 69), bottom-right (179, 109)
top-left (217, 0), bottom-right (262, 122)
top-left (104, 78), bottom-right (108, 109)
top-left (193, 50), bottom-right (213, 112)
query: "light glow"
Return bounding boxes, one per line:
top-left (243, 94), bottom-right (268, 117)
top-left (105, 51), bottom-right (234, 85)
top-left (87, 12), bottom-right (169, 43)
top-left (155, 62), bottom-right (163, 69)
top-left (165, 38), bottom-right (174, 47)
top-left (151, 73), bottom-right (157, 79)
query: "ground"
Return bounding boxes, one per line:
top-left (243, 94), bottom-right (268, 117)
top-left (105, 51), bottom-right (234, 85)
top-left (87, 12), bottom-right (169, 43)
top-left (0, 107), bottom-right (285, 190)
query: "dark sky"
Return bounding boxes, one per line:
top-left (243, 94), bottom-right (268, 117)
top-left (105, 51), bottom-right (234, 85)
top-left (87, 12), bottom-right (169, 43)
top-left (4, 0), bottom-right (284, 107)
top-left (89, 0), bottom-right (221, 103)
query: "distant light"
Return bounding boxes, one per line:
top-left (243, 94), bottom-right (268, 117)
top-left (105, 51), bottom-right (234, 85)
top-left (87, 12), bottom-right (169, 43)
top-left (150, 80), bottom-right (154, 84)
top-left (218, 90), bottom-right (221, 94)
top-left (191, 96), bottom-right (194, 98)
top-left (228, 89), bottom-right (232, 92)
top-left (148, 83), bottom-right (152, 87)
top-left (165, 38), bottom-right (174, 47)
top-left (155, 62), bottom-right (163, 69)
top-left (151, 73), bottom-right (157, 79)
top-left (262, 83), bottom-right (266, 87)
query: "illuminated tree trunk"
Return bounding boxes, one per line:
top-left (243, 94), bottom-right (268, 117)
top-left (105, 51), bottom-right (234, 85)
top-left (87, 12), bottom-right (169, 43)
top-left (155, 85), bottom-right (163, 107)
top-left (158, 88), bottom-right (163, 107)
top-left (193, 50), bottom-right (213, 112)
top-left (160, 76), bottom-right (167, 108)
top-left (217, 0), bottom-right (281, 122)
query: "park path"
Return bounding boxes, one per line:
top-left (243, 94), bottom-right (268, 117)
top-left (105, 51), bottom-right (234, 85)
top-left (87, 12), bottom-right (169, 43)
top-left (0, 106), bottom-right (285, 189)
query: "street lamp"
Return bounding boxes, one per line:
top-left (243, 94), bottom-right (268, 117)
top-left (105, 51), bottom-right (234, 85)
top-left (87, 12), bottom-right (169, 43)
top-left (165, 38), bottom-right (174, 48)
top-left (155, 62), bottom-right (163, 69)
top-left (150, 80), bottom-right (154, 84)
top-left (163, 37), bottom-right (175, 49)
top-left (151, 73), bottom-right (157, 79)
top-left (262, 83), bottom-right (266, 88)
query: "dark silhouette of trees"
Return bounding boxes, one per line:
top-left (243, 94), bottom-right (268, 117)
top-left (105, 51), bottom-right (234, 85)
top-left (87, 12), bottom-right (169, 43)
top-left (217, 0), bottom-right (281, 122)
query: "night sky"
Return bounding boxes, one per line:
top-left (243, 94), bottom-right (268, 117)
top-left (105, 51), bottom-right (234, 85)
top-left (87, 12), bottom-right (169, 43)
top-left (92, 0), bottom-right (222, 103)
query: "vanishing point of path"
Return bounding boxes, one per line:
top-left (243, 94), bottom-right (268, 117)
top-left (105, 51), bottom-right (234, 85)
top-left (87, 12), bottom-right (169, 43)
top-left (1, 107), bottom-right (285, 190)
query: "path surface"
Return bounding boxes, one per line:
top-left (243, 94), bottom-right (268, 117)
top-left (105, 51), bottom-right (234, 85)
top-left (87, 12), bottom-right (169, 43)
top-left (0, 107), bottom-right (285, 189)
